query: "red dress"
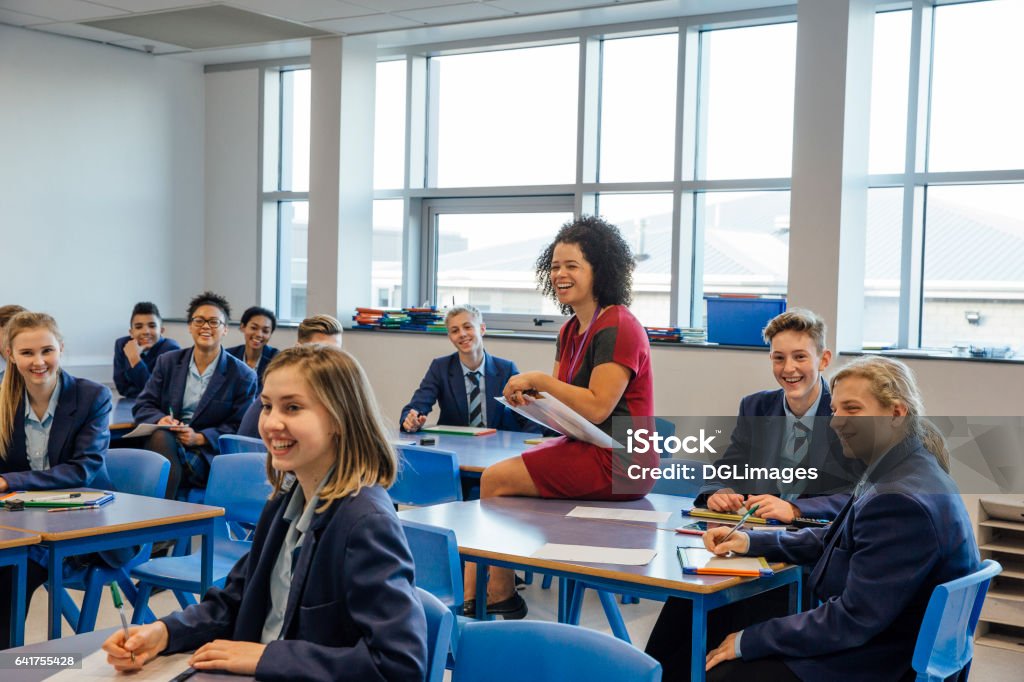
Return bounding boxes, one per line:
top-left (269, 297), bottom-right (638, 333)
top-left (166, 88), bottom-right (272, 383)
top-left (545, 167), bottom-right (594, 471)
top-left (521, 305), bottom-right (657, 500)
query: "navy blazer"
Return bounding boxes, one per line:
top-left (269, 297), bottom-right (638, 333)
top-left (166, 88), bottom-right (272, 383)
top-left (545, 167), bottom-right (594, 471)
top-left (696, 383), bottom-right (862, 519)
top-left (132, 348), bottom-right (257, 454)
top-left (161, 483), bottom-right (427, 682)
top-left (112, 336), bottom-right (181, 398)
top-left (0, 371), bottom-right (111, 490)
top-left (400, 352), bottom-right (541, 433)
top-left (741, 437), bottom-right (979, 681)
top-left (226, 344), bottom-right (279, 386)
top-left (237, 396), bottom-right (261, 439)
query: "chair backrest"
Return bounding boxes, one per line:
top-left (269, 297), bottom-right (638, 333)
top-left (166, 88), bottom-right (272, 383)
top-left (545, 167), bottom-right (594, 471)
top-left (402, 520), bottom-right (463, 611)
top-left (94, 448), bottom-right (170, 498)
top-left (390, 444), bottom-right (462, 506)
top-left (452, 621), bottom-right (662, 682)
top-left (650, 458), bottom-right (704, 497)
top-left (218, 434), bottom-right (267, 455)
top-left (912, 559), bottom-right (1002, 682)
top-left (417, 587), bottom-right (454, 682)
top-left (205, 453), bottom-right (274, 532)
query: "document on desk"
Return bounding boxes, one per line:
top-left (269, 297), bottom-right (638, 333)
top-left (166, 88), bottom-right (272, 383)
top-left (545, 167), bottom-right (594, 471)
top-left (532, 542), bottom-right (657, 566)
top-left (496, 393), bottom-right (620, 449)
top-left (119, 423), bottom-right (175, 439)
top-left (567, 506), bottom-right (671, 523)
top-left (45, 650), bottom-right (192, 680)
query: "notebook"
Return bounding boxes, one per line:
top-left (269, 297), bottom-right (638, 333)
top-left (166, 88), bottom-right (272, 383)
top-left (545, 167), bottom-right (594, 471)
top-left (677, 547), bottom-right (774, 577)
top-left (421, 425), bottom-right (497, 436)
top-left (0, 490), bottom-right (114, 508)
top-left (684, 507), bottom-right (779, 525)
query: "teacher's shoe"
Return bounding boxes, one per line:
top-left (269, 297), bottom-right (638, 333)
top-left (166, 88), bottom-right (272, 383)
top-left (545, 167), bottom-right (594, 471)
top-left (486, 593), bottom-right (528, 620)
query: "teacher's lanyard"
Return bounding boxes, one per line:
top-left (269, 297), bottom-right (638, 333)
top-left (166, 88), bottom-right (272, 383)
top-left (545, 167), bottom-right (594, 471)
top-left (563, 307), bottom-right (601, 384)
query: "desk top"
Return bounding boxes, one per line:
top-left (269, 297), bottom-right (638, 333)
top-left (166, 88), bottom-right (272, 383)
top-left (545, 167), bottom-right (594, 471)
top-left (3, 628), bottom-right (250, 682)
top-left (394, 429), bottom-right (541, 472)
top-left (0, 527), bottom-right (40, 550)
top-left (399, 497), bottom-right (789, 595)
top-left (0, 491), bottom-right (223, 541)
top-left (109, 398), bottom-right (135, 430)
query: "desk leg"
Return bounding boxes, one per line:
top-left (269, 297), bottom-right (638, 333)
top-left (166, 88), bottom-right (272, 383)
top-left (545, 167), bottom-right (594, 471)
top-left (790, 572), bottom-right (802, 614)
top-left (691, 594), bottom-right (706, 682)
top-left (9, 555), bottom-right (26, 647)
top-left (474, 563), bottom-right (487, 620)
top-left (46, 546), bottom-right (64, 640)
top-left (200, 520), bottom-right (214, 597)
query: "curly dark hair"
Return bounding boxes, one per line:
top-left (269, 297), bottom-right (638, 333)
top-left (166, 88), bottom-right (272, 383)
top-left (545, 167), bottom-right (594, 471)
top-left (241, 305), bottom-right (277, 332)
top-left (187, 291), bottom-right (232, 323)
top-left (535, 215), bottom-right (634, 315)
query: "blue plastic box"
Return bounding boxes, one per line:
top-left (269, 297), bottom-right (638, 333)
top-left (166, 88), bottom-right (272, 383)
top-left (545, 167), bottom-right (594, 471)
top-left (705, 297), bottom-right (787, 347)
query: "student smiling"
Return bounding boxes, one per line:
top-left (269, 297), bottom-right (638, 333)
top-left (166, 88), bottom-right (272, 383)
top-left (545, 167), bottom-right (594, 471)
top-left (112, 302), bottom-right (180, 399)
top-left (227, 306), bottom-right (279, 388)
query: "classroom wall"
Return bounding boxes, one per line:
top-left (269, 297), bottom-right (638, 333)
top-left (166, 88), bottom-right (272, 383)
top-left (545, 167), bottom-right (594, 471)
top-left (0, 25), bottom-right (204, 374)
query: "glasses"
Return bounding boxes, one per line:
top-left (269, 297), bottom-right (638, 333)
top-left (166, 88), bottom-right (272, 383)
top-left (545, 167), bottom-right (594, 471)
top-left (190, 317), bottom-right (225, 329)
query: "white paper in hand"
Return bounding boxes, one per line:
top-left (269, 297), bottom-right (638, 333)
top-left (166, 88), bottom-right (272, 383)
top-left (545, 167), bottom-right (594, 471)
top-left (496, 393), bottom-right (620, 448)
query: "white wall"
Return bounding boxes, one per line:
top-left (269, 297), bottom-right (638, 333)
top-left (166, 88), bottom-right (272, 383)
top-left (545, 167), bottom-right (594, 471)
top-left (0, 25), bottom-right (204, 375)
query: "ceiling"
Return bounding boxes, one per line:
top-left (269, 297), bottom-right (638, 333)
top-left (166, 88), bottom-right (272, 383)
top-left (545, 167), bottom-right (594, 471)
top-left (0, 0), bottom-right (789, 64)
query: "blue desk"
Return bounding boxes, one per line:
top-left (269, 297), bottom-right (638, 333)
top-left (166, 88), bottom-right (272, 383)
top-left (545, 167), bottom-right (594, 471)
top-left (109, 398), bottom-right (135, 441)
top-left (0, 529), bottom-right (41, 647)
top-left (0, 492), bottom-right (223, 640)
top-left (399, 495), bottom-right (801, 682)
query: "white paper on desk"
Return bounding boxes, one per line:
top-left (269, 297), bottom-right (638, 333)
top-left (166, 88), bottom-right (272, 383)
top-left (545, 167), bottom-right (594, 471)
top-left (496, 393), bottom-right (620, 449)
top-left (567, 506), bottom-right (670, 523)
top-left (45, 650), bottom-right (192, 680)
top-left (532, 542), bottom-right (656, 566)
top-left (119, 423), bottom-right (174, 439)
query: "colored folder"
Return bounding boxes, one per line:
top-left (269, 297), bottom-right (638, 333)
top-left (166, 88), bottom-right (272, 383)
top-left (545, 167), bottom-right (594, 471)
top-left (677, 547), bottom-right (774, 577)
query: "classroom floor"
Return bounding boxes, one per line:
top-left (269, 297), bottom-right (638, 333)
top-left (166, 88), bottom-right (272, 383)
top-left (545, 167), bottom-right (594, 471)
top-left (23, 580), bottom-right (1023, 680)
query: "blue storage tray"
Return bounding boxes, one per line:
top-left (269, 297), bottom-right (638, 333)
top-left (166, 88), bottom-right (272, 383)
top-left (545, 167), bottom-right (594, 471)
top-left (705, 297), bottom-right (786, 346)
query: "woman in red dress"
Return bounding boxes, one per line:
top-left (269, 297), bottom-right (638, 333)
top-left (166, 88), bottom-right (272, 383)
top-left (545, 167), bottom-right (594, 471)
top-left (464, 215), bottom-right (658, 619)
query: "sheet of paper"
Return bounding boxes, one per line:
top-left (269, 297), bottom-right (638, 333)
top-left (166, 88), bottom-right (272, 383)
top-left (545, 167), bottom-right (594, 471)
top-left (45, 650), bottom-right (193, 681)
top-left (119, 423), bottom-right (173, 439)
top-left (531, 542), bottom-right (656, 566)
top-left (496, 393), bottom-right (620, 449)
top-left (567, 506), bottom-right (671, 523)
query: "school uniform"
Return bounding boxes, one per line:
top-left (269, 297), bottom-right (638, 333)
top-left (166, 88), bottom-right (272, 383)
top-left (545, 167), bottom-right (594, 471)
top-left (400, 351), bottom-right (542, 433)
top-left (696, 382), bottom-right (862, 520)
top-left (237, 396), bottom-right (261, 439)
top-left (112, 336), bottom-right (181, 398)
top-left (648, 436), bottom-right (980, 682)
top-left (226, 344), bottom-right (279, 387)
top-left (133, 348), bottom-right (257, 494)
top-left (0, 370), bottom-right (112, 648)
top-left (160, 481), bottom-right (427, 682)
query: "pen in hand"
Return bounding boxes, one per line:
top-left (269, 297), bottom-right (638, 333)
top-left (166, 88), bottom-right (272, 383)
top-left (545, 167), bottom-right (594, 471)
top-left (719, 503), bottom-right (759, 546)
top-left (110, 582), bottom-right (135, 664)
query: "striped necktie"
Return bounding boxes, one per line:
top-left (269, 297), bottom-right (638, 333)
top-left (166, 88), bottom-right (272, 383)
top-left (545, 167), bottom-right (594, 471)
top-left (467, 371), bottom-right (484, 427)
top-left (793, 421), bottom-right (811, 463)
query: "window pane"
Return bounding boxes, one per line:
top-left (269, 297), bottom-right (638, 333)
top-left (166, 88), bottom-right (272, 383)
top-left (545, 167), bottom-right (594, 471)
top-left (921, 184), bottom-right (1024, 349)
top-left (436, 212), bottom-right (573, 314)
top-left (373, 200), bottom-right (404, 308)
top-left (929, 0), bottom-right (1024, 172)
top-left (863, 188), bottom-right (903, 348)
top-left (868, 11), bottom-right (910, 174)
top-left (701, 191), bottom-right (790, 297)
top-left (599, 34), bottom-right (678, 182)
top-left (277, 201), bottom-right (308, 321)
top-left (700, 23), bottom-right (796, 180)
top-left (374, 60), bottom-right (406, 190)
top-left (597, 193), bottom-right (674, 326)
top-left (434, 45), bottom-right (578, 187)
top-left (280, 69), bottom-right (310, 192)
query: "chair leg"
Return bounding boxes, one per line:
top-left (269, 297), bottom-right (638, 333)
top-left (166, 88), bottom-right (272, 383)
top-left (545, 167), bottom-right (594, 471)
top-left (567, 583), bottom-right (586, 625)
top-left (57, 590), bottom-right (82, 634)
top-left (619, 593), bottom-right (639, 604)
top-left (597, 590), bottom-right (631, 643)
top-left (173, 590), bottom-right (198, 609)
top-left (522, 571), bottom-right (534, 586)
top-left (541, 574), bottom-right (553, 590)
top-left (131, 584), bottom-right (155, 625)
top-left (75, 572), bottom-right (107, 634)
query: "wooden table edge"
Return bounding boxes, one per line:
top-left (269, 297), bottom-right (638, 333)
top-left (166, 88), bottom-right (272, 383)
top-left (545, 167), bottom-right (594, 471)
top-left (0, 507), bottom-right (225, 542)
top-left (0, 530), bottom-right (42, 550)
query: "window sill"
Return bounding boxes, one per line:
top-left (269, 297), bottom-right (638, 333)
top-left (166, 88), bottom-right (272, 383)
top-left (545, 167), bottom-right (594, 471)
top-left (842, 349), bottom-right (1024, 365)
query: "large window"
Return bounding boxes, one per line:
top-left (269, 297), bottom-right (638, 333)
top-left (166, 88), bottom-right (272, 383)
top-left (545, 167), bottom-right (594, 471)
top-left (867, 1), bottom-right (1024, 352)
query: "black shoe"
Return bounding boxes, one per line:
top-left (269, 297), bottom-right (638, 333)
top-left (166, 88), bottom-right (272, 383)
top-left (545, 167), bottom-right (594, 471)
top-left (515, 574), bottom-right (526, 591)
top-left (486, 593), bottom-right (528, 620)
top-left (463, 599), bottom-right (477, 617)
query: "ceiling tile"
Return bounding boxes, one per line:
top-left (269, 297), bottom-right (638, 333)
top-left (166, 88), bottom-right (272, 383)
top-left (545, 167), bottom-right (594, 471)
top-left (87, 0), bottom-right (208, 12)
top-left (396, 2), bottom-right (511, 23)
top-left (487, 0), bottom-right (614, 14)
top-left (310, 13), bottom-right (422, 33)
top-left (228, 0), bottom-right (371, 22)
top-left (347, 0), bottom-right (474, 12)
top-left (31, 20), bottom-right (142, 42)
top-left (0, 0), bottom-right (125, 22)
top-left (0, 6), bottom-right (52, 25)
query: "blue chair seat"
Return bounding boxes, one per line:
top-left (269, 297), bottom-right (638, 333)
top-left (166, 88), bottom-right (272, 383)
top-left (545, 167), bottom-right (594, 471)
top-left (129, 539), bottom-right (250, 593)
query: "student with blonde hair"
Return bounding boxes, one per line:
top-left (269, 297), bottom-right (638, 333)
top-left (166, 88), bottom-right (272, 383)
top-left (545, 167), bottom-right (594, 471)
top-left (103, 345), bottom-right (427, 680)
top-left (647, 356), bottom-right (978, 682)
top-left (0, 304), bottom-right (28, 382)
top-left (0, 311), bottom-right (112, 648)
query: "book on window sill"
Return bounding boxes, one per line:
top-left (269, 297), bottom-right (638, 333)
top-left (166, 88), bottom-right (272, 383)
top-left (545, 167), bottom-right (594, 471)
top-left (420, 425), bottom-right (497, 436)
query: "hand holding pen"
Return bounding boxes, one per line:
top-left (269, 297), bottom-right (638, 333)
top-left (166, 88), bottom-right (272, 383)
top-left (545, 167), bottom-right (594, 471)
top-left (703, 504), bottom-right (758, 556)
top-left (101, 619), bottom-right (170, 673)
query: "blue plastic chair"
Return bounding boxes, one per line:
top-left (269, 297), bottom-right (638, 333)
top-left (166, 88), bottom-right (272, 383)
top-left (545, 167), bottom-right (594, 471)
top-left (452, 620), bottom-right (662, 681)
top-left (390, 444), bottom-right (462, 506)
top-left (218, 434), bottom-right (266, 454)
top-left (52, 448), bottom-right (169, 633)
top-left (129, 453), bottom-right (272, 621)
top-left (912, 559), bottom-right (1002, 682)
top-left (418, 587), bottom-right (455, 682)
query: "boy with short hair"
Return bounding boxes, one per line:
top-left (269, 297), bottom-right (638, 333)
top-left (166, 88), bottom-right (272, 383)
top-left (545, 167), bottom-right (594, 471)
top-left (400, 305), bottom-right (541, 434)
top-left (697, 308), bottom-right (861, 522)
top-left (113, 302), bottom-right (181, 398)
